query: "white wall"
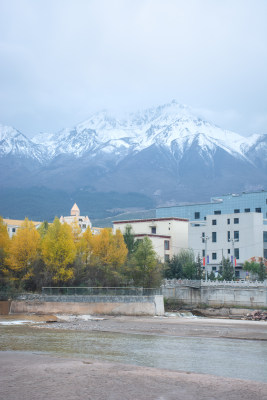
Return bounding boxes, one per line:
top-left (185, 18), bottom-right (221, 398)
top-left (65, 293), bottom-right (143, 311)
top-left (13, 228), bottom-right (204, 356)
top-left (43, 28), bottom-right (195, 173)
top-left (113, 218), bottom-right (188, 262)
top-left (189, 212), bottom-right (264, 276)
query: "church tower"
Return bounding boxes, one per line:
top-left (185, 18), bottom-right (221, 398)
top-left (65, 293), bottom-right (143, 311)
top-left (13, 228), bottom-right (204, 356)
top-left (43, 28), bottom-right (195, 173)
top-left (71, 203), bottom-right (80, 217)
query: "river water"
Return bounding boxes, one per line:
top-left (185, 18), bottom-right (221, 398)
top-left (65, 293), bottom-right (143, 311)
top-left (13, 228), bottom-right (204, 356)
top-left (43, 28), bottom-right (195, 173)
top-left (0, 318), bottom-right (266, 383)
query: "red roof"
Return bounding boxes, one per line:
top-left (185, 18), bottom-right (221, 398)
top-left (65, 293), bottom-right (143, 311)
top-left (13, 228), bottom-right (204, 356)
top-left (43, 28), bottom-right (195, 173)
top-left (113, 217), bottom-right (188, 224)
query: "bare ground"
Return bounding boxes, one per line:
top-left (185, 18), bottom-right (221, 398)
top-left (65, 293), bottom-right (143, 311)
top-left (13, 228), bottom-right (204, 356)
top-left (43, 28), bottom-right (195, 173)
top-left (1, 351), bottom-right (267, 400)
top-left (30, 314), bottom-right (267, 341)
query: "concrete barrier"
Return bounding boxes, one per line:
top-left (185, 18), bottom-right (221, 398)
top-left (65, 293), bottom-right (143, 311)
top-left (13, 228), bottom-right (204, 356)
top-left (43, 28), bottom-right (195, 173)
top-left (9, 294), bottom-right (164, 316)
top-left (162, 281), bottom-right (267, 308)
top-left (0, 301), bottom-right (11, 315)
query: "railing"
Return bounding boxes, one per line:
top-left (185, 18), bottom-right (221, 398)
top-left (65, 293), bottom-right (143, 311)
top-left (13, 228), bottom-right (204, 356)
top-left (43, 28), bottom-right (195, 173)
top-left (162, 279), bottom-right (267, 288)
top-left (41, 287), bottom-right (162, 296)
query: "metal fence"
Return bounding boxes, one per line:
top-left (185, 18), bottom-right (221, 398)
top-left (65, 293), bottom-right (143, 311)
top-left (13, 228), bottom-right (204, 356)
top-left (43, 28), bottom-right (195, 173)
top-left (41, 287), bottom-right (162, 296)
top-left (162, 279), bottom-right (267, 288)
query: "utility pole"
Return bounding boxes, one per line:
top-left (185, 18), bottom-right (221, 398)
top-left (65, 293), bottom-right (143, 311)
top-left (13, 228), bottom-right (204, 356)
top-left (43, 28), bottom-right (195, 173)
top-left (201, 235), bottom-right (209, 281)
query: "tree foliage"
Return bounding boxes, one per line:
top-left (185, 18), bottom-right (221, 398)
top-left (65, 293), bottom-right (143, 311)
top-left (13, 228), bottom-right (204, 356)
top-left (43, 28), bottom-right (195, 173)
top-left (0, 217), bottom-right (11, 287)
top-left (1, 216), bottom-right (165, 290)
top-left (42, 218), bottom-right (76, 284)
top-left (6, 219), bottom-right (41, 286)
top-left (219, 257), bottom-right (235, 281)
top-left (164, 249), bottom-right (201, 280)
top-left (243, 259), bottom-right (266, 281)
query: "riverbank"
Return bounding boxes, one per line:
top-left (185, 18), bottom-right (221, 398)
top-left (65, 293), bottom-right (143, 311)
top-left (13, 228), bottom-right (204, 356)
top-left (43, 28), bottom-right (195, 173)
top-left (1, 351), bottom-right (267, 400)
top-left (28, 314), bottom-right (267, 341)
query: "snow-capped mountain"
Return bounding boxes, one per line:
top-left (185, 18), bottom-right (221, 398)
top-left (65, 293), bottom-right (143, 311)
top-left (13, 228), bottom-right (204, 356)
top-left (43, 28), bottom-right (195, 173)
top-left (0, 124), bottom-right (48, 162)
top-left (27, 100), bottom-right (262, 163)
top-left (1, 101), bottom-right (266, 210)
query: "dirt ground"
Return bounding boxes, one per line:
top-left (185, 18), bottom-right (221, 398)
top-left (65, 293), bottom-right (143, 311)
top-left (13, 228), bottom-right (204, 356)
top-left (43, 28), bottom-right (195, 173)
top-left (30, 314), bottom-right (267, 341)
top-left (1, 351), bottom-right (267, 400)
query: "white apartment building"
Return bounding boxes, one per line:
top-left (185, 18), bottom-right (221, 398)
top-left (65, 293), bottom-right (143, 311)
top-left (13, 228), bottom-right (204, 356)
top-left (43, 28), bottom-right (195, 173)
top-left (113, 217), bottom-right (189, 262)
top-left (189, 212), bottom-right (265, 278)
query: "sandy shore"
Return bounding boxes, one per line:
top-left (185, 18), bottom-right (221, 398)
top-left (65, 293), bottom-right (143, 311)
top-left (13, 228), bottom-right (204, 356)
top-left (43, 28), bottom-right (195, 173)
top-left (1, 351), bottom-right (267, 400)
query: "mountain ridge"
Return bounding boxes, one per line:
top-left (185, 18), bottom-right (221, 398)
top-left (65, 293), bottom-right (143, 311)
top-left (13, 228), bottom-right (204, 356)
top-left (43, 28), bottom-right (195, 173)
top-left (0, 101), bottom-right (266, 220)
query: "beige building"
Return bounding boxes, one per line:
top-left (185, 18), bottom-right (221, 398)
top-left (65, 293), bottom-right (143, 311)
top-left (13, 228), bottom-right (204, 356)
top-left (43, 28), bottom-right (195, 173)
top-left (3, 219), bottom-right (42, 238)
top-left (60, 203), bottom-right (92, 233)
top-left (113, 217), bottom-right (189, 262)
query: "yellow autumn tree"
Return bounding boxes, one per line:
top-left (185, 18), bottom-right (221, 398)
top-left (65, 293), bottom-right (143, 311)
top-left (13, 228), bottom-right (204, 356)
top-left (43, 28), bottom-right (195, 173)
top-left (78, 226), bottom-right (94, 266)
top-left (91, 228), bottom-right (128, 286)
top-left (42, 218), bottom-right (76, 284)
top-left (6, 218), bottom-right (40, 286)
top-left (0, 217), bottom-right (11, 287)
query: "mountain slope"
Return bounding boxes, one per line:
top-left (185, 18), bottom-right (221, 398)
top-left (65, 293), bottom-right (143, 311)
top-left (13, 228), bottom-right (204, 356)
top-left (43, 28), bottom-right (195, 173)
top-left (0, 101), bottom-right (267, 220)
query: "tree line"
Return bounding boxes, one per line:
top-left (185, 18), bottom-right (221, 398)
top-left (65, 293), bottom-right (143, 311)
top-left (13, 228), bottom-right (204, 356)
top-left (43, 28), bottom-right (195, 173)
top-left (0, 218), bottom-right (265, 293)
top-left (0, 218), bottom-right (163, 291)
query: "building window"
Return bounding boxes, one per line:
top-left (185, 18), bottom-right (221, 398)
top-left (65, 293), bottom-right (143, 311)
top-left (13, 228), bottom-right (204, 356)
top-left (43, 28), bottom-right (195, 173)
top-left (212, 232), bottom-right (217, 242)
top-left (164, 254), bottom-right (170, 262)
top-left (234, 231), bottom-right (239, 241)
top-left (212, 252), bottom-right (217, 260)
top-left (264, 249), bottom-right (267, 259)
top-left (255, 207), bottom-right (261, 213)
top-left (234, 248), bottom-right (239, 260)
top-left (245, 208), bottom-right (250, 212)
top-left (202, 249), bottom-right (205, 257)
top-left (228, 249), bottom-right (230, 254)
top-left (227, 218), bottom-right (230, 224)
top-left (227, 231), bottom-right (230, 242)
top-left (164, 240), bottom-right (170, 250)
top-left (263, 232), bottom-right (267, 242)
top-left (12, 228), bottom-right (16, 233)
top-left (202, 232), bottom-right (205, 243)
top-left (234, 209), bottom-right (240, 213)
top-left (234, 218), bottom-right (239, 224)
top-left (212, 219), bottom-right (217, 225)
top-left (151, 227), bottom-right (156, 234)
top-left (194, 212), bottom-right (200, 219)
top-left (214, 210), bottom-right (221, 215)
top-left (204, 217), bottom-right (206, 220)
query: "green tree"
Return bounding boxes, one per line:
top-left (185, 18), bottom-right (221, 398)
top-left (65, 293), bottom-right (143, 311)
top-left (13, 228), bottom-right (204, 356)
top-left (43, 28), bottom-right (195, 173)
top-left (165, 249), bottom-right (197, 279)
top-left (38, 221), bottom-right (49, 239)
top-left (123, 225), bottom-right (136, 256)
top-left (243, 259), bottom-right (266, 281)
top-left (195, 254), bottom-right (203, 280)
top-left (129, 237), bottom-right (163, 287)
top-left (0, 217), bottom-right (11, 288)
top-left (219, 257), bottom-right (235, 281)
top-left (42, 218), bottom-right (76, 284)
top-left (164, 254), bottom-right (183, 279)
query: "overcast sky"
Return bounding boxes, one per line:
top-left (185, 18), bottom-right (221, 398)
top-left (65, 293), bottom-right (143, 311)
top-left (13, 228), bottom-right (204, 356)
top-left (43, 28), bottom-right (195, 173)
top-left (0, 0), bottom-right (266, 137)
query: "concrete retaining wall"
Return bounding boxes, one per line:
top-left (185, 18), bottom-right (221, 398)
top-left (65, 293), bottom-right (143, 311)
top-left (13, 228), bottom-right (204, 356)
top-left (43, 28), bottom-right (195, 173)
top-left (162, 285), bottom-right (267, 308)
top-left (0, 301), bottom-right (11, 315)
top-left (9, 294), bottom-right (164, 316)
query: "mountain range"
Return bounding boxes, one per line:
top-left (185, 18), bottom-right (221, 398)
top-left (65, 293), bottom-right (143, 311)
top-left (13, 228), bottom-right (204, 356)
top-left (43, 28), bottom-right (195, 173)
top-left (1, 101), bottom-right (267, 222)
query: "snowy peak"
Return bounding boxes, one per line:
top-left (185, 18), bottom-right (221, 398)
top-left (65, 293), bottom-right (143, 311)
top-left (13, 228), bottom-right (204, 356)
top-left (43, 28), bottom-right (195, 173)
top-left (0, 124), bottom-right (48, 162)
top-left (1, 102), bottom-right (267, 164)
